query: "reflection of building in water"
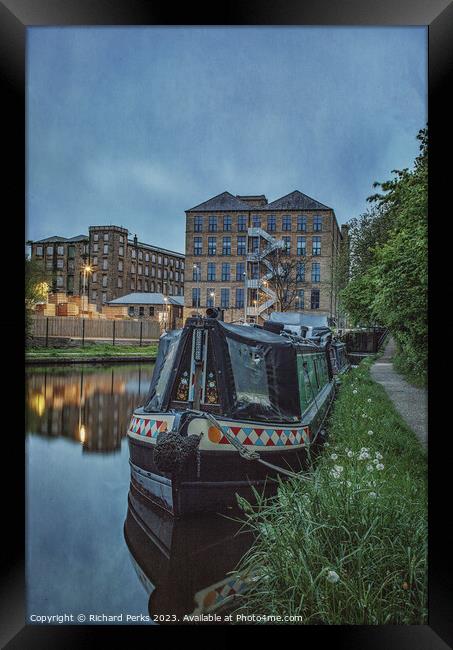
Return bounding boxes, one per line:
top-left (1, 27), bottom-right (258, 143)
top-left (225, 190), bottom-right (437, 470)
top-left (26, 366), bottom-right (151, 453)
top-left (124, 485), bottom-right (254, 622)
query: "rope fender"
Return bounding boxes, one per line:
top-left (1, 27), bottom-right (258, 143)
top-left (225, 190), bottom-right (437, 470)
top-left (153, 431), bottom-right (201, 476)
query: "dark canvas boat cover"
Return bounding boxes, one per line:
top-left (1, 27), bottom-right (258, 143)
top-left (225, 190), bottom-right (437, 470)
top-left (143, 319), bottom-right (323, 424)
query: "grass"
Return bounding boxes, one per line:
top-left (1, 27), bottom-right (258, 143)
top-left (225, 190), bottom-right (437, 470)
top-left (25, 343), bottom-right (158, 359)
top-left (233, 358), bottom-right (427, 624)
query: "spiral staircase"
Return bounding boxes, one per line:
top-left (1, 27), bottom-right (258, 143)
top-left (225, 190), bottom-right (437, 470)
top-left (245, 227), bottom-right (285, 318)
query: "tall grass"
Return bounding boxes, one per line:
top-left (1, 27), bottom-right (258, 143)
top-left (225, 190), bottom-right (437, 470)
top-left (25, 343), bottom-right (158, 358)
top-left (234, 359), bottom-right (427, 624)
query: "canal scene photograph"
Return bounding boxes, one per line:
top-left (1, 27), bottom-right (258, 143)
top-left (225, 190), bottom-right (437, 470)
top-left (12, 9), bottom-right (440, 643)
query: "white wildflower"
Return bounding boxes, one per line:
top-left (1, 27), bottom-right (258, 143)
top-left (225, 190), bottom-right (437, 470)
top-left (367, 464), bottom-right (374, 471)
top-left (330, 453), bottom-right (338, 460)
top-left (376, 463), bottom-right (385, 471)
top-left (346, 480), bottom-right (352, 488)
top-left (353, 389), bottom-right (358, 394)
top-left (324, 442), bottom-right (330, 447)
top-left (362, 413), bottom-right (367, 418)
top-left (326, 570), bottom-right (340, 584)
top-left (330, 465), bottom-right (344, 479)
top-left (369, 492), bottom-right (377, 498)
top-left (374, 452), bottom-right (383, 460)
top-left (358, 451), bottom-right (370, 460)
top-left (347, 450), bottom-right (354, 458)
top-left (367, 398), bottom-right (372, 403)
top-left (367, 430), bottom-right (374, 436)
top-left (373, 458), bottom-right (379, 465)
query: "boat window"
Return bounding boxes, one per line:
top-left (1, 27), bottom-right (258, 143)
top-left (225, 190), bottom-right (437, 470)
top-left (144, 330), bottom-right (182, 411)
top-left (226, 338), bottom-right (271, 409)
top-left (329, 346), bottom-right (338, 373)
top-left (316, 354), bottom-right (328, 386)
top-left (312, 357), bottom-right (320, 389)
top-left (297, 354), bottom-right (318, 412)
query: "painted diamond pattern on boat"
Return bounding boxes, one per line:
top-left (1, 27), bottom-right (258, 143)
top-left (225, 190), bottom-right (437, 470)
top-left (128, 416), bottom-right (173, 439)
top-left (218, 424), bottom-right (309, 446)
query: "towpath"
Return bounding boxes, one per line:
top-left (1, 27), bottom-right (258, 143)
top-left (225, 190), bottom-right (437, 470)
top-left (370, 337), bottom-right (427, 449)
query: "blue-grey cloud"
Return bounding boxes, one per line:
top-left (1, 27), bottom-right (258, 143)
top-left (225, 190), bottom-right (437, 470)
top-left (27, 27), bottom-right (427, 251)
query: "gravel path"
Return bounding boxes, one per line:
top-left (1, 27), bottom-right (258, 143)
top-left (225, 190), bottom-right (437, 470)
top-left (370, 337), bottom-right (427, 449)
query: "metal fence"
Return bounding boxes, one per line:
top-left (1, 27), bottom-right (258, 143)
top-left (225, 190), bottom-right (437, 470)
top-left (341, 328), bottom-right (388, 354)
top-left (31, 316), bottom-right (161, 346)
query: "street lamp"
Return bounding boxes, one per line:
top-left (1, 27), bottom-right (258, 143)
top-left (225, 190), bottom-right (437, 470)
top-left (163, 296), bottom-right (169, 332)
top-left (243, 271), bottom-right (247, 324)
top-left (82, 264), bottom-right (92, 313)
top-left (261, 279), bottom-right (269, 320)
top-left (193, 263), bottom-right (200, 315)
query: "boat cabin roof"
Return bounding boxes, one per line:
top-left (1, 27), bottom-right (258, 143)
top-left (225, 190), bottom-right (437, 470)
top-left (143, 317), bottom-right (331, 424)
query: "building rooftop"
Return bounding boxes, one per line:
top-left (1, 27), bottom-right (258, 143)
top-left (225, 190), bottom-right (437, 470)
top-left (186, 189), bottom-right (332, 213)
top-left (28, 229), bottom-right (184, 257)
top-left (127, 239), bottom-right (184, 258)
top-left (262, 190), bottom-right (332, 211)
top-left (67, 235), bottom-right (90, 242)
top-left (108, 293), bottom-right (184, 306)
top-left (186, 191), bottom-right (255, 212)
top-left (29, 235), bottom-right (86, 244)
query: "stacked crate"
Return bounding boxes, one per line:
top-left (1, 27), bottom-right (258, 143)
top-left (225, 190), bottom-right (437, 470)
top-left (68, 295), bottom-right (83, 308)
top-left (34, 303), bottom-right (56, 316)
top-left (56, 302), bottom-right (80, 316)
top-left (48, 293), bottom-right (67, 305)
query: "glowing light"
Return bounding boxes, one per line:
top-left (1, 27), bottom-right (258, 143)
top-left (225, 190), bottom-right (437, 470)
top-left (29, 392), bottom-right (46, 416)
top-left (34, 282), bottom-right (49, 301)
top-left (79, 425), bottom-right (86, 443)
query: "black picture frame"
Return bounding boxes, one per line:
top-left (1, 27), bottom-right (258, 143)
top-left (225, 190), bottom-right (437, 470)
top-left (3, 1), bottom-right (452, 646)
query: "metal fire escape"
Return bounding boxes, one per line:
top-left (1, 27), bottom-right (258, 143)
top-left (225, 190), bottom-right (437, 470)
top-left (245, 227), bottom-right (285, 319)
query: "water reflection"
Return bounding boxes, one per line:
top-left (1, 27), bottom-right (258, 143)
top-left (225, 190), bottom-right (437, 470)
top-left (124, 485), bottom-right (254, 623)
top-left (26, 365), bottom-right (151, 454)
top-left (26, 363), bottom-right (254, 623)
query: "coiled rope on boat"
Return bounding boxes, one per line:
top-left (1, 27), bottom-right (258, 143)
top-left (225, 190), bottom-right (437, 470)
top-left (153, 431), bottom-right (201, 476)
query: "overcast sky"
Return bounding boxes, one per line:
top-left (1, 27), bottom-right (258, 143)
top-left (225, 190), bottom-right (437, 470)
top-left (27, 27), bottom-right (427, 253)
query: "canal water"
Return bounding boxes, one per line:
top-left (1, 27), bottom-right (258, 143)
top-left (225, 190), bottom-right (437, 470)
top-left (26, 363), bottom-right (252, 625)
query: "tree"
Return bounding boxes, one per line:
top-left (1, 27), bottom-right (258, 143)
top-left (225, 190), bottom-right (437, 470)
top-left (25, 258), bottom-right (51, 340)
top-left (264, 247), bottom-right (300, 312)
top-left (340, 126), bottom-right (428, 381)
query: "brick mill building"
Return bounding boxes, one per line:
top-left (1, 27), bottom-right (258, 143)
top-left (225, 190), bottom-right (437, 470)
top-left (28, 225), bottom-right (185, 310)
top-left (184, 190), bottom-right (348, 323)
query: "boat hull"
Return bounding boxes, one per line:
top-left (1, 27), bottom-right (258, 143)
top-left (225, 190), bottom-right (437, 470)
top-left (127, 382), bottom-right (333, 517)
top-left (128, 442), bottom-right (319, 517)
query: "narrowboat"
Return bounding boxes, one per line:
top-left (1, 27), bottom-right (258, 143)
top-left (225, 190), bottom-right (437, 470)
top-left (124, 483), bottom-right (253, 622)
top-left (268, 311), bottom-right (350, 381)
top-left (127, 310), bottom-right (336, 517)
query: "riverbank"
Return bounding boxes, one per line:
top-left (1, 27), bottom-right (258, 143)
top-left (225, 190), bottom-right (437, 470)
top-left (25, 343), bottom-right (158, 364)
top-left (234, 357), bottom-right (427, 624)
